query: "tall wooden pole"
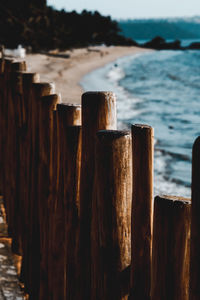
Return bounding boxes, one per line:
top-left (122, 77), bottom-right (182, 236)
top-left (130, 124), bottom-right (154, 300)
top-left (64, 125), bottom-right (82, 300)
top-left (79, 91), bottom-right (117, 300)
top-left (1, 59), bottom-right (13, 207)
top-left (92, 130), bottom-right (132, 300)
top-left (20, 72), bottom-right (40, 291)
top-left (190, 136), bottom-right (200, 300)
top-left (9, 69), bottom-right (26, 255)
top-left (28, 82), bottom-right (55, 300)
top-left (5, 62), bottom-right (26, 244)
top-left (51, 103), bottom-right (81, 300)
top-left (0, 58), bottom-right (5, 192)
top-left (38, 94), bottom-right (60, 300)
top-left (48, 110), bottom-right (59, 298)
top-left (152, 195), bottom-right (191, 300)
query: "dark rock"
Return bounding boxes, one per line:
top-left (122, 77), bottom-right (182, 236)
top-left (141, 36), bottom-right (182, 50)
top-left (187, 42), bottom-right (200, 49)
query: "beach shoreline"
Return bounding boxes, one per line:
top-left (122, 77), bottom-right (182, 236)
top-left (26, 46), bottom-right (151, 104)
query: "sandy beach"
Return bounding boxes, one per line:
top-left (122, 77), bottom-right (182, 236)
top-left (25, 46), bottom-right (150, 104)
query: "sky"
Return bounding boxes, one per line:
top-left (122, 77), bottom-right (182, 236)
top-left (47, 0), bottom-right (200, 20)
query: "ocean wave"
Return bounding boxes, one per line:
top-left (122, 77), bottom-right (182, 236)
top-left (81, 50), bottom-right (197, 198)
top-left (155, 147), bottom-right (191, 162)
top-left (106, 65), bottom-right (125, 82)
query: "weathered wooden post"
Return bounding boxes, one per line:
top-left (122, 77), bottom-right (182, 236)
top-left (64, 125), bottom-right (82, 300)
top-left (9, 63), bottom-right (27, 254)
top-left (130, 124), bottom-right (154, 300)
top-left (152, 195), bottom-right (191, 300)
top-left (79, 91), bottom-right (117, 300)
top-left (20, 73), bottom-right (40, 291)
top-left (6, 62), bottom-right (26, 245)
top-left (92, 130), bottom-right (132, 300)
top-left (0, 58), bottom-right (5, 192)
top-left (48, 110), bottom-right (60, 298)
top-left (10, 69), bottom-right (25, 255)
top-left (0, 45), bottom-right (5, 59)
top-left (190, 136), bottom-right (200, 300)
top-left (38, 94), bottom-right (60, 300)
top-left (28, 82), bottom-right (55, 300)
top-left (1, 59), bottom-right (13, 205)
top-left (50, 103), bottom-right (81, 300)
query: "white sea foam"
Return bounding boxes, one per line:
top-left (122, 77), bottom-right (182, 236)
top-left (80, 51), bottom-right (192, 198)
top-left (106, 65), bottom-right (125, 82)
top-left (154, 150), bottom-right (191, 198)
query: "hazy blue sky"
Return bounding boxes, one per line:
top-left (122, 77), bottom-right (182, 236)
top-left (47, 0), bottom-right (200, 19)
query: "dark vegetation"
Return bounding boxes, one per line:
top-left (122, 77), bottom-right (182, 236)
top-left (1, 1), bottom-right (200, 53)
top-left (0, 0), bottom-right (136, 51)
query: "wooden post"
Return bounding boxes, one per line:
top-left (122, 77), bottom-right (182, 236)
top-left (50, 103), bottom-right (81, 300)
top-left (0, 45), bottom-right (5, 59)
top-left (10, 70), bottom-right (25, 255)
top-left (28, 82), bottom-right (55, 300)
top-left (80, 91), bottom-right (117, 300)
top-left (64, 125), bottom-right (82, 300)
top-left (11, 61), bottom-right (27, 72)
top-left (20, 73), bottom-right (40, 291)
top-left (1, 59), bottom-right (13, 223)
top-left (130, 124), bottom-right (154, 300)
top-left (190, 136), bottom-right (200, 300)
top-left (0, 58), bottom-right (5, 192)
top-left (48, 110), bottom-right (60, 298)
top-left (5, 61), bottom-right (27, 244)
top-left (0, 57), bottom-right (5, 74)
top-left (152, 195), bottom-right (191, 300)
top-left (38, 94), bottom-right (60, 300)
top-left (92, 130), bottom-right (132, 300)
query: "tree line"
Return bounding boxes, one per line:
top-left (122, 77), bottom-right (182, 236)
top-left (0, 2), bottom-right (135, 51)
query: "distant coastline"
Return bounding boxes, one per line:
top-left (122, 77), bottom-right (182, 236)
top-left (137, 36), bottom-right (200, 50)
top-left (119, 17), bottom-right (200, 50)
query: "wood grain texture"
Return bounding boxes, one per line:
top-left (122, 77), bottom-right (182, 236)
top-left (38, 94), bottom-right (60, 300)
top-left (4, 61), bottom-right (26, 239)
top-left (28, 82), bottom-right (54, 300)
top-left (51, 103), bottom-right (81, 300)
top-left (6, 62), bottom-right (27, 252)
top-left (152, 195), bottom-right (191, 300)
top-left (80, 91), bottom-right (117, 300)
top-left (64, 125), bottom-right (82, 300)
top-left (92, 130), bottom-right (132, 300)
top-left (0, 58), bottom-right (6, 193)
top-left (1, 59), bottom-right (13, 231)
top-left (48, 110), bottom-right (59, 299)
top-left (130, 124), bottom-right (154, 300)
top-left (10, 70), bottom-right (26, 255)
top-left (20, 73), bottom-right (40, 292)
top-left (190, 136), bottom-right (200, 300)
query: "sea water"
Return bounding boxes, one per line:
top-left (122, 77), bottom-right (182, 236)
top-left (80, 50), bottom-right (200, 198)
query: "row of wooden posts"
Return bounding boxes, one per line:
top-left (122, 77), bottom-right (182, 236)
top-left (0, 57), bottom-right (199, 300)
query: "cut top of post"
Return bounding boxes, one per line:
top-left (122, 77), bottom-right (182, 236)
top-left (132, 123), bottom-right (154, 136)
top-left (97, 129), bottom-right (131, 140)
top-left (32, 82), bottom-right (55, 98)
top-left (155, 195), bottom-right (191, 205)
top-left (82, 91), bottom-right (117, 130)
top-left (11, 61), bottom-right (27, 72)
top-left (22, 73), bottom-right (40, 86)
top-left (57, 103), bottom-right (81, 126)
top-left (41, 94), bottom-right (61, 111)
